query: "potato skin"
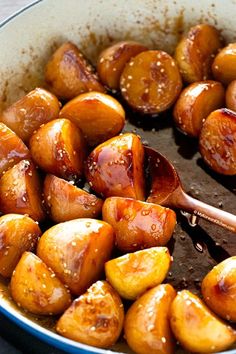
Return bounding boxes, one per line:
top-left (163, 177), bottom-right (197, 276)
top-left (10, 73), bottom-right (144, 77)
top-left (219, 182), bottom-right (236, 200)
top-left (170, 290), bottom-right (236, 353)
top-left (124, 284), bottom-right (176, 354)
top-left (102, 197), bottom-right (176, 252)
top-left (105, 247), bottom-right (171, 300)
top-left (0, 214), bottom-right (41, 278)
top-left (226, 80), bottom-right (236, 111)
top-left (37, 219), bottom-right (114, 295)
top-left (85, 133), bottom-right (145, 200)
top-left (56, 280), bottom-right (124, 348)
top-left (0, 88), bottom-right (60, 142)
top-left (43, 174), bottom-right (103, 222)
top-left (212, 43), bottom-right (236, 85)
top-left (45, 42), bottom-right (105, 100)
top-left (201, 256), bottom-right (236, 322)
top-left (10, 252), bottom-right (71, 315)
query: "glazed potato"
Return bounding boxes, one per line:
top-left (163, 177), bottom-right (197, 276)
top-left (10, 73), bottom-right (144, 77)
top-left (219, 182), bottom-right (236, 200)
top-left (124, 284), bottom-right (176, 354)
top-left (0, 88), bottom-right (60, 142)
top-left (199, 108), bottom-right (236, 175)
top-left (201, 256), bottom-right (236, 322)
top-left (56, 280), bottom-right (124, 348)
top-left (37, 219), bottom-right (114, 295)
top-left (43, 174), bottom-right (103, 222)
top-left (105, 247), bottom-right (171, 300)
top-left (102, 197), bottom-right (176, 252)
top-left (59, 92), bottom-right (125, 146)
top-left (97, 41), bottom-right (148, 90)
top-left (175, 24), bottom-right (223, 83)
top-left (212, 43), bottom-right (236, 85)
top-left (0, 214), bottom-right (41, 278)
top-left (170, 290), bottom-right (236, 353)
top-left (45, 42), bottom-right (105, 100)
top-left (29, 118), bottom-right (85, 181)
top-left (173, 81), bottom-right (225, 137)
top-left (10, 252), bottom-right (71, 315)
top-left (226, 80), bottom-right (236, 111)
top-left (85, 133), bottom-right (145, 200)
top-left (120, 50), bottom-right (182, 114)
top-left (0, 160), bottom-right (45, 221)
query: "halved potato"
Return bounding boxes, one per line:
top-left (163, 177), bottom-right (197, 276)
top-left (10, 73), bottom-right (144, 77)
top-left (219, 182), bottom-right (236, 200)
top-left (212, 43), bottom-right (236, 85)
top-left (226, 80), bottom-right (236, 111)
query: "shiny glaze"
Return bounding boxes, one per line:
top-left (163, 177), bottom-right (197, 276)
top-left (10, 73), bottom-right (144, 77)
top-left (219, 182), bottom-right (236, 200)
top-left (212, 43), bottom-right (236, 85)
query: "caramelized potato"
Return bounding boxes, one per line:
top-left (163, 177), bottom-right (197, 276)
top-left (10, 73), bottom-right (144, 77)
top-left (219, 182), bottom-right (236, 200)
top-left (11, 252), bottom-right (71, 315)
top-left (199, 108), bottom-right (236, 175)
top-left (0, 214), bottom-right (41, 278)
top-left (102, 197), bottom-right (176, 252)
top-left (212, 43), bottom-right (236, 85)
top-left (173, 81), bottom-right (225, 137)
top-left (175, 24), bottom-right (223, 83)
top-left (170, 290), bottom-right (236, 353)
top-left (85, 133), bottom-right (145, 200)
top-left (105, 247), bottom-right (171, 300)
top-left (45, 42), bottom-right (105, 100)
top-left (202, 256), bottom-right (236, 322)
top-left (124, 284), bottom-right (176, 354)
top-left (44, 174), bottom-right (103, 222)
top-left (56, 280), bottom-right (124, 348)
top-left (97, 41), bottom-right (147, 90)
top-left (60, 92), bottom-right (125, 146)
top-left (37, 219), bottom-right (114, 295)
top-left (120, 50), bottom-right (182, 114)
top-left (29, 118), bottom-right (85, 181)
top-left (226, 80), bottom-right (236, 111)
top-left (0, 160), bottom-right (45, 221)
top-left (0, 88), bottom-right (60, 142)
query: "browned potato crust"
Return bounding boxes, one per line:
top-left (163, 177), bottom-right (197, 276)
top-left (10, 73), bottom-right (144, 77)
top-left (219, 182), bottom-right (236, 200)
top-left (226, 80), bottom-right (236, 111)
top-left (56, 280), bottom-right (124, 348)
top-left (0, 88), bottom-right (60, 142)
top-left (212, 43), bottom-right (236, 85)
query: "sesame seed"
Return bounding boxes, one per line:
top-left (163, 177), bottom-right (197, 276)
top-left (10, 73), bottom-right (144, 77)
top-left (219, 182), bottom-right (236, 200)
top-left (161, 337), bottom-right (166, 343)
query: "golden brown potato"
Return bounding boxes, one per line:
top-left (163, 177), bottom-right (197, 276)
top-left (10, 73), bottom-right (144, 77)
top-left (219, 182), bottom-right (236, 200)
top-left (43, 174), bottom-right (103, 222)
top-left (56, 280), bottom-right (124, 348)
top-left (226, 80), bottom-right (236, 111)
top-left (0, 88), bottom-right (60, 142)
top-left (201, 256), bottom-right (236, 322)
top-left (59, 92), bottom-right (125, 146)
top-left (0, 214), bottom-right (41, 278)
top-left (175, 24), bottom-right (223, 83)
top-left (97, 41), bottom-right (148, 90)
top-left (102, 197), bottom-right (176, 252)
top-left (10, 252), bottom-right (71, 315)
top-left (29, 118), bottom-right (85, 181)
top-left (120, 50), bottom-right (182, 114)
top-left (124, 284), bottom-right (176, 354)
top-left (170, 290), bottom-right (236, 353)
top-left (37, 219), bottom-right (114, 295)
top-left (173, 81), bottom-right (225, 137)
top-left (45, 42), bottom-right (105, 100)
top-left (0, 160), bottom-right (45, 221)
top-left (212, 43), bottom-right (236, 85)
top-left (105, 247), bottom-right (171, 300)
top-left (199, 108), bottom-right (236, 175)
top-left (85, 133), bottom-right (145, 200)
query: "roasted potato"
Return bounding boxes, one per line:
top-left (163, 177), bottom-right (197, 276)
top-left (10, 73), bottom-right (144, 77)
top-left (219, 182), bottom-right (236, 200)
top-left (0, 214), bottom-right (41, 278)
top-left (102, 197), bottom-right (176, 252)
top-left (170, 290), bottom-right (236, 353)
top-left (201, 256), bottom-right (236, 322)
top-left (45, 42), bottom-right (105, 100)
top-left (85, 133), bottom-right (145, 200)
top-left (59, 92), bottom-right (125, 146)
top-left (175, 24), bottom-right (223, 83)
top-left (212, 43), bottom-right (236, 85)
top-left (199, 108), bottom-right (236, 175)
top-left (37, 219), bottom-right (114, 295)
top-left (0, 88), bottom-right (60, 142)
top-left (226, 80), bottom-right (236, 111)
top-left (120, 50), bottom-right (182, 114)
top-left (0, 160), bottom-right (45, 221)
top-left (56, 280), bottom-right (124, 348)
top-left (43, 174), bottom-right (103, 222)
top-left (173, 81), bottom-right (225, 137)
top-left (97, 41), bottom-right (148, 90)
top-left (10, 252), bottom-right (71, 315)
top-left (105, 247), bottom-right (171, 300)
top-left (124, 284), bottom-right (176, 354)
top-left (29, 118), bottom-right (85, 181)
